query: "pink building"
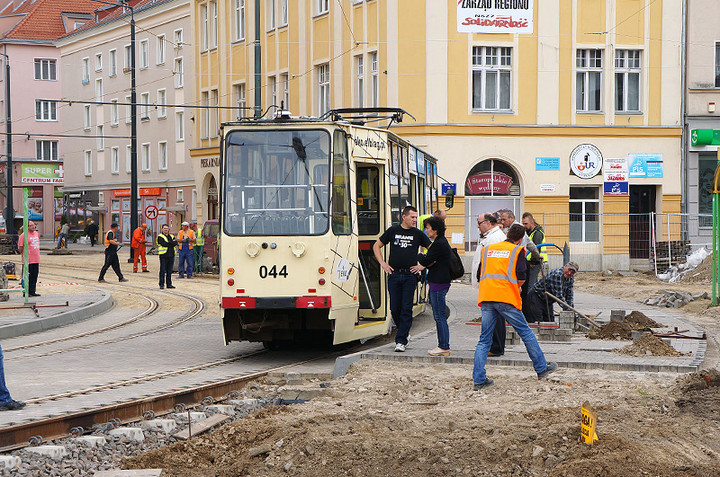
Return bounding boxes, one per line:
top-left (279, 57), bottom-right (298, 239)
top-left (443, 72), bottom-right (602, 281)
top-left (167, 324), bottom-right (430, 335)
top-left (0, 0), bottom-right (99, 237)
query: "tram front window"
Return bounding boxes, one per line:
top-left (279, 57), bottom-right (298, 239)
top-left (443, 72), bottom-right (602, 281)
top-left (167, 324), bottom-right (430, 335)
top-left (224, 129), bottom-right (331, 236)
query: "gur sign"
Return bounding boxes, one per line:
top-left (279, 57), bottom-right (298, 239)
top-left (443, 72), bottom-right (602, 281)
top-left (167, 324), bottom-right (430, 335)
top-left (457, 0), bottom-right (534, 34)
top-left (569, 144), bottom-right (602, 179)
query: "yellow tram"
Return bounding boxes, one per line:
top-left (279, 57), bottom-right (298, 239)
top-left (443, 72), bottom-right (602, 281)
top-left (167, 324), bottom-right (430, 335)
top-left (219, 109), bottom-right (440, 346)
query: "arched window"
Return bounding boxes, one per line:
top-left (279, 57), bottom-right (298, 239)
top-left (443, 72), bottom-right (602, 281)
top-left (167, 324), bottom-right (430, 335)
top-left (465, 159), bottom-right (520, 197)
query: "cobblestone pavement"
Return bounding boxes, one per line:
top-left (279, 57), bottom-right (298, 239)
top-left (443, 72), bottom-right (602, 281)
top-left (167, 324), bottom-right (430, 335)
top-left (361, 283), bottom-right (706, 374)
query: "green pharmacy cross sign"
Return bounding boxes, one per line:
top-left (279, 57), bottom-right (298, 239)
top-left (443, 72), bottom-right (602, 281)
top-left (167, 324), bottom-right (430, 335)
top-left (692, 129), bottom-right (720, 146)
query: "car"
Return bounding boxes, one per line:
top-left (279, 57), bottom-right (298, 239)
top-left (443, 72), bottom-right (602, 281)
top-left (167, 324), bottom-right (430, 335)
top-left (202, 219), bottom-right (219, 265)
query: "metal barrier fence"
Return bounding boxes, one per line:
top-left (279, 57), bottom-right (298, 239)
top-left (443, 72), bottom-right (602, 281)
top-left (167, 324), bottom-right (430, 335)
top-left (445, 212), bottom-right (712, 273)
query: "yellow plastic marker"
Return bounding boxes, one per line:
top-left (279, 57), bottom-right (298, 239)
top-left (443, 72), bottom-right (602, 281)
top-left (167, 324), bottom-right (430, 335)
top-left (580, 403), bottom-right (599, 444)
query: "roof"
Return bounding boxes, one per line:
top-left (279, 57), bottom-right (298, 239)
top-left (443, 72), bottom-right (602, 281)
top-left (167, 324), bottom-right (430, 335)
top-left (61, 0), bottom-right (175, 40)
top-left (0, 0), bottom-right (104, 42)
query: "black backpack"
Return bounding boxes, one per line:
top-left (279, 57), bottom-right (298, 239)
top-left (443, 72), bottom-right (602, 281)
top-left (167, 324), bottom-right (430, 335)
top-left (448, 248), bottom-right (465, 280)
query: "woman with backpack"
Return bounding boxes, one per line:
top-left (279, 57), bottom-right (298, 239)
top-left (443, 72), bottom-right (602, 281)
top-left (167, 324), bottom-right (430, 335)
top-left (416, 216), bottom-right (453, 356)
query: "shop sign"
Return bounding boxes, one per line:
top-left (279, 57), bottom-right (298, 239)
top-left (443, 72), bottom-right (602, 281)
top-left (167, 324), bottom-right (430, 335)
top-left (200, 157), bottom-right (219, 168)
top-left (629, 153), bottom-right (663, 178)
top-left (603, 157), bottom-right (628, 182)
top-left (114, 189), bottom-right (131, 197)
top-left (535, 157), bottom-right (560, 171)
top-left (603, 181), bottom-right (629, 196)
top-left (21, 163), bottom-right (64, 184)
top-left (457, 0), bottom-right (533, 34)
top-left (569, 144), bottom-right (602, 179)
top-left (465, 171), bottom-right (513, 195)
top-left (139, 187), bottom-right (161, 196)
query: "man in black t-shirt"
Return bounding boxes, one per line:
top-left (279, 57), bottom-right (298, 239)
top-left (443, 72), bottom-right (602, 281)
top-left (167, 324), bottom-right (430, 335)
top-left (373, 206), bottom-right (432, 352)
top-left (99, 223), bottom-right (128, 283)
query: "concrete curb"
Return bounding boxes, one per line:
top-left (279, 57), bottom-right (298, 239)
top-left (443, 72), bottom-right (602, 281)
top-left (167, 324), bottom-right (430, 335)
top-left (0, 290), bottom-right (114, 340)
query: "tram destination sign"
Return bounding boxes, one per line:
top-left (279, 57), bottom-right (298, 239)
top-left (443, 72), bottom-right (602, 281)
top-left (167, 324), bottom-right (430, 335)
top-left (349, 127), bottom-right (389, 160)
top-left (457, 0), bottom-right (534, 34)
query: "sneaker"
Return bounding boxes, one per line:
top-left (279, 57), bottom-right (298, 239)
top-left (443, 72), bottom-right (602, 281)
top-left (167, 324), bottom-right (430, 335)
top-left (473, 378), bottom-right (494, 391)
top-left (0, 400), bottom-right (26, 411)
top-left (427, 347), bottom-right (450, 356)
top-left (537, 362), bottom-right (559, 380)
top-left (394, 343), bottom-right (406, 352)
top-left (98, 279), bottom-right (107, 283)
top-left (119, 278), bottom-right (129, 282)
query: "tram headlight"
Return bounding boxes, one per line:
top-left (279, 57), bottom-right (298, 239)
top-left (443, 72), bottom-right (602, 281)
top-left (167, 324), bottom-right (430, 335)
top-left (246, 242), bottom-right (260, 257)
top-left (227, 278), bottom-right (235, 286)
top-left (227, 267), bottom-right (235, 275)
top-left (318, 267), bottom-right (325, 274)
top-left (291, 241), bottom-right (306, 258)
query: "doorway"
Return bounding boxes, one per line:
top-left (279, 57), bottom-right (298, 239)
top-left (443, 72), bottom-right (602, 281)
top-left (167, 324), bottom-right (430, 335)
top-left (629, 185), bottom-right (656, 259)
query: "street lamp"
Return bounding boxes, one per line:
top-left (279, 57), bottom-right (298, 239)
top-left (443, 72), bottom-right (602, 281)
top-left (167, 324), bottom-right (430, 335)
top-left (0, 50), bottom-right (13, 236)
top-left (93, 0), bottom-right (137, 259)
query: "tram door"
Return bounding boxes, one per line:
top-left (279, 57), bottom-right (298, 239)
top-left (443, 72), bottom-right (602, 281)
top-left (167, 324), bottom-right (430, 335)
top-left (356, 164), bottom-right (386, 320)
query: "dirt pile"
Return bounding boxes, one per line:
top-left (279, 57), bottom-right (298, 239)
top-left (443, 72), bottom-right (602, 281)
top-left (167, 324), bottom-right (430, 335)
top-left (124, 362), bottom-right (720, 477)
top-left (625, 310), bottom-right (662, 328)
top-left (676, 255), bottom-right (713, 284)
top-left (587, 321), bottom-right (634, 340)
top-left (616, 333), bottom-right (686, 357)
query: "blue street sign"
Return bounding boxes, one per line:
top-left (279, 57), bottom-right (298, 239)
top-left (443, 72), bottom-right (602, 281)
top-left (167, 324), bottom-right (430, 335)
top-left (441, 183), bottom-right (457, 195)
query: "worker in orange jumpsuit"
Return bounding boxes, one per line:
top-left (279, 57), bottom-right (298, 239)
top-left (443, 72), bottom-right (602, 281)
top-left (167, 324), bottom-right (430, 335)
top-left (131, 223), bottom-right (149, 273)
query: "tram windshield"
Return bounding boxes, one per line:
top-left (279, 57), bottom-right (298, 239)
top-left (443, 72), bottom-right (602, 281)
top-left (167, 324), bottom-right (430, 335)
top-left (224, 129), bottom-right (331, 236)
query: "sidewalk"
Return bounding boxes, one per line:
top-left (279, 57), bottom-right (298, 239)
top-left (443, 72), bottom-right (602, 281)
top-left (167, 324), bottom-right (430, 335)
top-left (355, 283), bottom-right (706, 374)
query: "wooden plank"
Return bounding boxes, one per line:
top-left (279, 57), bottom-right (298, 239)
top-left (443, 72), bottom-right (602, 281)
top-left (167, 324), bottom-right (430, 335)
top-left (172, 414), bottom-right (229, 441)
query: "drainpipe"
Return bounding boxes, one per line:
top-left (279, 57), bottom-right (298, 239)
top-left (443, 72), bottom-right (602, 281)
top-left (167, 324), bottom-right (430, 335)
top-left (254, 0), bottom-right (261, 118)
top-left (680, 0), bottom-right (688, 240)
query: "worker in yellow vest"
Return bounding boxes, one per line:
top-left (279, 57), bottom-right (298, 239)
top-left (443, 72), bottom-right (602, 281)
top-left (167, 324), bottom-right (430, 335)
top-left (156, 224), bottom-right (177, 289)
top-left (192, 222), bottom-right (204, 275)
top-left (473, 224), bottom-right (557, 391)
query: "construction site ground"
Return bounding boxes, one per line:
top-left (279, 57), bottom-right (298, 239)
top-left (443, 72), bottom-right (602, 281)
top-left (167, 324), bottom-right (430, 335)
top-left (126, 267), bottom-right (720, 477)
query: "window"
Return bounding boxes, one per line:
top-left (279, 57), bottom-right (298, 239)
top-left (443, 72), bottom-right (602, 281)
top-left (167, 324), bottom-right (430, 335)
top-left (125, 94), bottom-right (132, 123)
top-left (576, 49), bottom-right (603, 112)
top-left (176, 111), bottom-right (185, 141)
top-left (281, 73), bottom-right (289, 108)
top-left (269, 76), bottom-right (277, 106)
top-left (280, 0), bottom-right (288, 26)
top-left (95, 53), bottom-right (102, 72)
top-left (140, 39), bottom-right (149, 69)
top-left (332, 130), bottom-right (351, 234)
top-left (82, 57), bottom-right (89, 83)
top-left (140, 92), bottom-right (150, 119)
top-left (235, 83), bottom-right (246, 119)
top-left (471, 46), bottom-right (512, 111)
top-left (34, 59), bottom-right (56, 80)
top-left (317, 63), bottom-right (330, 116)
top-left (126, 145), bottom-right (132, 173)
top-left (201, 91), bottom-right (209, 138)
top-left (317, 0), bottom-right (329, 15)
top-left (174, 57), bottom-right (184, 88)
top-left (84, 150), bottom-right (92, 176)
top-left (111, 146), bottom-right (120, 174)
top-left (141, 143), bottom-right (151, 171)
top-left (174, 28), bottom-right (183, 48)
top-left (355, 55), bottom-right (364, 107)
top-left (97, 125), bottom-right (104, 151)
top-left (157, 89), bottom-right (167, 118)
top-left (177, 189), bottom-right (184, 203)
top-left (699, 154), bottom-right (715, 226)
top-left (36, 140), bottom-right (58, 161)
top-left (157, 35), bottom-right (166, 64)
top-left (569, 187), bottom-right (600, 242)
top-left (267, 0), bottom-right (275, 30)
top-left (234, 0), bottom-right (245, 40)
top-left (200, 4), bottom-right (208, 51)
top-left (124, 44), bottom-right (132, 71)
top-left (210, 2), bottom-right (218, 49)
top-left (109, 49), bottom-right (117, 76)
top-left (370, 52), bottom-right (378, 107)
top-left (84, 105), bottom-right (91, 129)
top-left (615, 50), bottom-right (641, 113)
top-left (211, 89), bottom-right (219, 137)
top-left (158, 141), bottom-right (168, 170)
top-left (110, 99), bottom-right (119, 126)
top-left (95, 78), bottom-right (103, 100)
top-left (35, 100), bottom-right (57, 121)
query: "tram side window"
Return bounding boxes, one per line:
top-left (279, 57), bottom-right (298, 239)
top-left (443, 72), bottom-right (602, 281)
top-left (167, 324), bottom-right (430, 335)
top-left (332, 130), bottom-right (351, 235)
top-left (389, 142), bottom-right (401, 224)
top-left (357, 166), bottom-right (380, 235)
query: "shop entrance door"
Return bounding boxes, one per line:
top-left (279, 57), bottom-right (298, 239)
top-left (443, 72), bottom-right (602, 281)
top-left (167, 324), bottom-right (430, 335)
top-left (629, 185), bottom-right (656, 259)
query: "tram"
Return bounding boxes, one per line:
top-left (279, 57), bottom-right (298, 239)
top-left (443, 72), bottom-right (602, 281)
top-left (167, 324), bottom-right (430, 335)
top-left (219, 108), bottom-right (440, 346)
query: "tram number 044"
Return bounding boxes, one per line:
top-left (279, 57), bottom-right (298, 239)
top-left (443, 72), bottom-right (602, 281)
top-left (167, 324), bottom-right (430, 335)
top-left (259, 265), bottom-right (288, 279)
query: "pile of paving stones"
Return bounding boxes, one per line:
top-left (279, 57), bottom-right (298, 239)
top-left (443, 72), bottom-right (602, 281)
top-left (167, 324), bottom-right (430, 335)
top-left (643, 290), bottom-right (709, 308)
top-left (0, 396), bottom-right (274, 476)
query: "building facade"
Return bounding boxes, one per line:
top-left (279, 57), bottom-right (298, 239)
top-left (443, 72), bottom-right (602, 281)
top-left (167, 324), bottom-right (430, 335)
top-left (0, 0), bottom-right (99, 237)
top-left (193, 0), bottom-right (683, 271)
top-left (57, 0), bottom-right (194, 243)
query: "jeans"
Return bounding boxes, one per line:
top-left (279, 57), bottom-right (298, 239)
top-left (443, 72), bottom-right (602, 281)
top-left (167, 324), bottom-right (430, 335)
top-left (178, 248), bottom-right (193, 277)
top-left (0, 343), bottom-right (13, 404)
top-left (428, 286), bottom-right (450, 350)
top-left (388, 273), bottom-right (417, 345)
top-left (473, 301), bottom-right (547, 385)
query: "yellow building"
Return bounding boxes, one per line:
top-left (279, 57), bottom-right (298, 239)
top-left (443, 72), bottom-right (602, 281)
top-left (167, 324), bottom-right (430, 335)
top-left (191, 0), bottom-right (682, 271)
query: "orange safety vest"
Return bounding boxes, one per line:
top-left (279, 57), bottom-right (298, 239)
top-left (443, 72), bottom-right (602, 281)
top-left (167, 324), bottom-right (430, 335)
top-left (104, 230), bottom-right (114, 250)
top-left (177, 229), bottom-right (194, 249)
top-left (477, 241), bottom-right (523, 310)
